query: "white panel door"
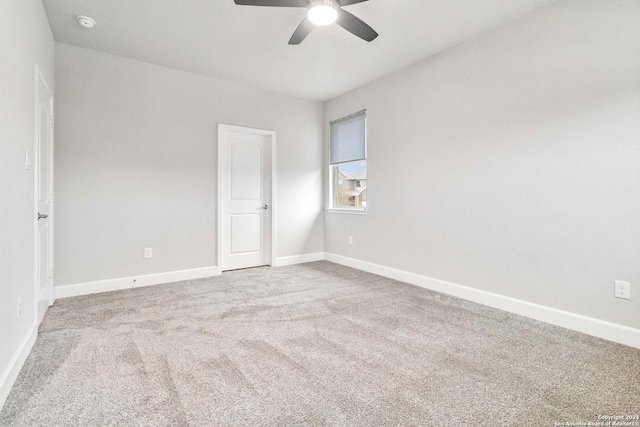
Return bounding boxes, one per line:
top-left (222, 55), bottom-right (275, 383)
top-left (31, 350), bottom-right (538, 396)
top-left (36, 70), bottom-right (54, 324)
top-left (220, 126), bottom-right (273, 271)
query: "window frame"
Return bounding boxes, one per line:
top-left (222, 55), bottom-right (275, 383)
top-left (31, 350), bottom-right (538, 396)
top-left (328, 110), bottom-right (367, 213)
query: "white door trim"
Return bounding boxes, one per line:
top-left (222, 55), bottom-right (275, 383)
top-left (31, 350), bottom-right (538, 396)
top-left (217, 124), bottom-right (276, 271)
top-left (34, 65), bottom-right (55, 322)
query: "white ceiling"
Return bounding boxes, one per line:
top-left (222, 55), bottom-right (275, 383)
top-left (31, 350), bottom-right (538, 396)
top-left (41, 0), bottom-right (555, 101)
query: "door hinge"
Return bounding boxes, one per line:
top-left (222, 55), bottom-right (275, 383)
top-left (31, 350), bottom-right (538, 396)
top-left (49, 192), bottom-right (54, 202)
top-left (49, 267), bottom-right (53, 278)
top-left (49, 117), bottom-right (54, 128)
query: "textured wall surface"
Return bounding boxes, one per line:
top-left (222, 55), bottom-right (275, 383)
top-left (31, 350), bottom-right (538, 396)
top-left (55, 43), bottom-right (324, 286)
top-left (324, 0), bottom-right (640, 328)
top-left (0, 0), bottom-right (55, 392)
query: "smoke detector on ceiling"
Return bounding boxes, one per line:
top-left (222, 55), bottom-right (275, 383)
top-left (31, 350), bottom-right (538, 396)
top-left (76, 16), bottom-right (96, 29)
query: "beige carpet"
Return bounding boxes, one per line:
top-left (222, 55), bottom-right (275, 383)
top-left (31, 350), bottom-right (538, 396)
top-left (1, 261), bottom-right (639, 426)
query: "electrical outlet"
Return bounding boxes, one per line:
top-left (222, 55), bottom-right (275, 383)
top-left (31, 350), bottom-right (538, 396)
top-left (17, 298), bottom-right (22, 317)
top-left (144, 247), bottom-right (153, 259)
top-left (615, 281), bottom-right (630, 300)
top-left (348, 236), bottom-right (353, 246)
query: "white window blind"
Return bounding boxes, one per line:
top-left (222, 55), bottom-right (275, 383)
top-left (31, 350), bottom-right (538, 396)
top-left (330, 111), bottom-right (366, 165)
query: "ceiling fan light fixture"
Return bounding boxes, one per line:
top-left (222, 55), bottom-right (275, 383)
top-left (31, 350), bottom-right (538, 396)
top-left (234, 0), bottom-right (377, 44)
top-left (307, 0), bottom-right (338, 26)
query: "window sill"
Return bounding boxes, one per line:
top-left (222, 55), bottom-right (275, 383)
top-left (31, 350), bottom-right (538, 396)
top-left (326, 208), bottom-right (368, 215)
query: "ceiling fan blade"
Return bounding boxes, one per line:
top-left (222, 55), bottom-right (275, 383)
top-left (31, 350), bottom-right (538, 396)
top-left (335, 8), bottom-right (378, 42)
top-left (339, 0), bottom-right (369, 6)
top-left (234, 0), bottom-right (307, 7)
top-left (289, 17), bottom-right (314, 44)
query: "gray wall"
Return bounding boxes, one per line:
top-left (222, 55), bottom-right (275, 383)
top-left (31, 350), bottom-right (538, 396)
top-left (0, 0), bottom-right (55, 386)
top-left (324, 0), bottom-right (640, 328)
top-left (55, 43), bottom-right (324, 286)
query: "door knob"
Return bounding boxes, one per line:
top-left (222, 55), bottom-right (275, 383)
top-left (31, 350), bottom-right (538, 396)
top-left (38, 213), bottom-right (48, 220)
top-left (261, 204), bottom-right (268, 210)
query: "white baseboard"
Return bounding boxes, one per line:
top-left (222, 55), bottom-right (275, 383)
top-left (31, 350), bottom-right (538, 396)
top-left (273, 252), bottom-right (325, 267)
top-left (55, 266), bottom-right (220, 299)
top-left (0, 322), bottom-right (37, 411)
top-left (324, 253), bottom-right (640, 349)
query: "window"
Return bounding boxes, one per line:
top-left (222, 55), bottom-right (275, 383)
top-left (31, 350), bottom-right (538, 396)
top-left (330, 110), bottom-right (367, 210)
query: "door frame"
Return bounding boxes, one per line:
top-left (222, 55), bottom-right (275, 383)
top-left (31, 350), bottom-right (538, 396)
top-left (34, 64), bottom-right (55, 320)
top-left (217, 124), bottom-right (276, 271)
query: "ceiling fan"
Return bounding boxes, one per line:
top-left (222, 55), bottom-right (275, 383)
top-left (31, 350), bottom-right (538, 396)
top-left (234, 0), bottom-right (378, 45)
